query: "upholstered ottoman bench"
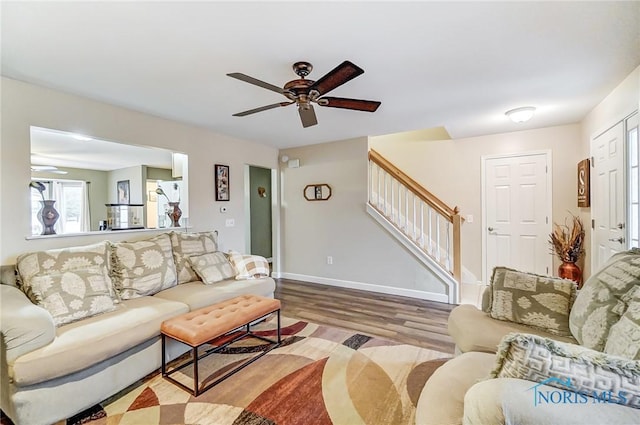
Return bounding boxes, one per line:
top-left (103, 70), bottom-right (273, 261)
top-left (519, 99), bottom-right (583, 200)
top-left (160, 294), bottom-right (281, 396)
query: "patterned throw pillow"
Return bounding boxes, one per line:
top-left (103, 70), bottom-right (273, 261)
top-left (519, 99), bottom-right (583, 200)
top-left (491, 333), bottom-right (640, 409)
top-left (226, 252), bottom-right (270, 280)
top-left (188, 252), bottom-right (236, 284)
top-left (16, 241), bottom-right (117, 303)
top-left (110, 233), bottom-right (177, 299)
top-left (604, 286), bottom-right (640, 360)
top-left (170, 231), bottom-right (218, 284)
top-left (490, 267), bottom-right (576, 336)
top-left (29, 267), bottom-right (117, 326)
top-left (570, 249), bottom-right (640, 351)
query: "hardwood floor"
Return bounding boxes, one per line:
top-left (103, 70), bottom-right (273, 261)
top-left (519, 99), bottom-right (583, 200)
top-left (274, 278), bottom-right (455, 354)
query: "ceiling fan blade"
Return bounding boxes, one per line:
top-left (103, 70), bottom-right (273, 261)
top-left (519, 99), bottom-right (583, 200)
top-left (309, 61), bottom-right (364, 96)
top-left (298, 105), bottom-right (318, 128)
top-left (319, 97), bottom-right (381, 112)
top-left (233, 102), bottom-right (293, 117)
top-left (227, 72), bottom-right (284, 94)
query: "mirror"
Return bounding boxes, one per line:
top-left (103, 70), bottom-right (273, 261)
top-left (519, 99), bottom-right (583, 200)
top-left (30, 126), bottom-right (188, 235)
top-left (303, 184), bottom-right (332, 201)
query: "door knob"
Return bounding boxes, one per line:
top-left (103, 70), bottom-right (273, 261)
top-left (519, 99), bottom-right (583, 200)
top-left (609, 237), bottom-right (625, 244)
top-left (488, 227), bottom-right (495, 232)
top-left (617, 223), bottom-right (625, 229)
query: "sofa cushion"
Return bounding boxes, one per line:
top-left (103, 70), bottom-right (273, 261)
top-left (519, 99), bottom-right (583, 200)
top-left (1, 285), bottom-right (55, 363)
top-left (464, 377), bottom-right (640, 425)
top-left (110, 233), bottom-right (177, 299)
top-left (170, 231), bottom-right (218, 284)
top-left (226, 252), bottom-right (270, 279)
top-left (570, 249), bottom-right (640, 351)
top-left (489, 267), bottom-right (575, 336)
top-left (188, 252), bottom-right (236, 284)
top-left (448, 304), bottom-right (577, 354)
top-left (9, 296), bottom-right (188, 386)
top-left (29, 267), bottom-right (116, 326)
top-left (604, 286), bottom-right (640, 360)
top-left (416, 351), bottom-right (495, 425)
top-left (16, 241), bottom-right (116, 302)
top-left (490, 333), bottom-right (640, 409)
top-left (153, 277), bottom-right (276, 311)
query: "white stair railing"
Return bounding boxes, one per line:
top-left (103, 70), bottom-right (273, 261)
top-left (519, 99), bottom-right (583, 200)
top-left (368, 149), bottom-right (462, 283)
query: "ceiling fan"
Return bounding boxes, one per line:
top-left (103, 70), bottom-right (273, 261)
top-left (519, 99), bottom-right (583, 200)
top-left (227, 60), bottom-right (381, 128)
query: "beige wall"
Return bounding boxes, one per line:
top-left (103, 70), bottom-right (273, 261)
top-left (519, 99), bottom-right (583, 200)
top-left (278, 137), bottom-right (448, 300)
top-left (371, 124), bottom-right (583, 283)
top-left (0, 77), bottom-right (278, 265)
top-left (579, 65), bottom-right (640, 278)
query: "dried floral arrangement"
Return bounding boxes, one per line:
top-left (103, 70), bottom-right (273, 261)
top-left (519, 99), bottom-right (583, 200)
top-left (549, 215), bottom-right (585, 263)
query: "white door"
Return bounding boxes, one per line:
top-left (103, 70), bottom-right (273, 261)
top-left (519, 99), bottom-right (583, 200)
top-left (627, 113), bottom-right (640, 248)
top-left (483, 152), bottom-right (552, 283)
top-left (591, 122), bottom-right (625, 271)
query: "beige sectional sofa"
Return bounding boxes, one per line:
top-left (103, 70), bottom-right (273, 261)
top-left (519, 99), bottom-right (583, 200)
top-left (0, 231), bottom-right (275, 425)
top-left (419, 254), bottom-right (640, 425)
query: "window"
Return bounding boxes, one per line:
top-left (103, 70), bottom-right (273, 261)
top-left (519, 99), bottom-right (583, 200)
top-left (31, 179), bottom-right (90, 235)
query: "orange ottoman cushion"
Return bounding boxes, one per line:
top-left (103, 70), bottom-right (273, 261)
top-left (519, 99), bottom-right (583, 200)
top-left (161, 295), bottom-right (280, 346)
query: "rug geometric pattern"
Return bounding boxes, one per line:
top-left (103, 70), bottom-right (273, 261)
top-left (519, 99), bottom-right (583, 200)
top-left (65, 316), bottom-right (450, 425)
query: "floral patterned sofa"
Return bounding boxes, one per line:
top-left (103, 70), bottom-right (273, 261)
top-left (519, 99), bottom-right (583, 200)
top-left (1, 231), bottom-right (275, 425)
top-left (418, 249), bottom-right (640, 424)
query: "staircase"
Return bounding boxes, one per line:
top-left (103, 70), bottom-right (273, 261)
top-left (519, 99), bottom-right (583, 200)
top-left (367, 149), bottom-right (461, 304)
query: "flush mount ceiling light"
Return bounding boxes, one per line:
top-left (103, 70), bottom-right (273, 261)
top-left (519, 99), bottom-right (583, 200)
top-left (71, 134), bottom-right (92, 141)
top-left (505, 106), bottom-right (536, 123)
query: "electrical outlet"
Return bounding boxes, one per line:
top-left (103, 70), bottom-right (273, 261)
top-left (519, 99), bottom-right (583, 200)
top-left (466, 214), bottom-right (474, 223)
top-left (327, 256), bottom-right (333, 265)
top-left (225, 219), bottom-right (235, 227)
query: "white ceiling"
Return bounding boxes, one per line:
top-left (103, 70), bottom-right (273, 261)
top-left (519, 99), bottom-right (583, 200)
top-left (2, 1), bottom-right (640, 150)
top-left (31, 127), bottom-right (173, 171)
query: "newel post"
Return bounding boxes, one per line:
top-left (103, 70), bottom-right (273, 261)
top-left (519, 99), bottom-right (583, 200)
top-left (452, 211), bottom-right (462, 284)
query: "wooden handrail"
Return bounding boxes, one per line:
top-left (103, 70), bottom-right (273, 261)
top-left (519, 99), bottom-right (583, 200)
top-left (368, 149), bottom-right (459, 222)
top-left (369, 148), bottom-right (462, 285)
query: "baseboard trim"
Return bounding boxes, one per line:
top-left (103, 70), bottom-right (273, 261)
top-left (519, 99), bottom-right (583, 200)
top-left (273, 272), bottom-right (449, 304)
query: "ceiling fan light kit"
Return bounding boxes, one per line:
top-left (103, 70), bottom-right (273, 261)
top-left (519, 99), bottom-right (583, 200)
top-left (228, 60), bottom-right (381, 128)
top-left (31, 165), bottom-right (68, 174)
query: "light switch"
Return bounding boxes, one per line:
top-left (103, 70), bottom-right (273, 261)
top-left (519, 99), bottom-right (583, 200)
top-left (466, 215), bottom-right (474, 223)
top-left (225, 219), bottom-right (235, 227)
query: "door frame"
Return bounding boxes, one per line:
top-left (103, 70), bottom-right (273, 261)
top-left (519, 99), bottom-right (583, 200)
top-left (243, 164), bottom-right (279, 268)
top-left (589, 111), bottom-right (638, 267)
top-left (481, 150), bottom-right (553, 284)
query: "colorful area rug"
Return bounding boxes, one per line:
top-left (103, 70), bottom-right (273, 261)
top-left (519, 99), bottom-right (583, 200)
top-left (67, 316), bottom-right (451, 425)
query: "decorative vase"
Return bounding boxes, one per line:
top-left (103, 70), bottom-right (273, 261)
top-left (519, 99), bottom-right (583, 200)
top-left (38, 200), bottom-right (60, 235)
top-left (558, 261), bottom-right (583, 289)
top-left (167, 202), bottom-right (182, 227)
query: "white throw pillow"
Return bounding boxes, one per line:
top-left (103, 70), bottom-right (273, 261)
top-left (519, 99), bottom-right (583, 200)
top-left (170, 231), bottom-right (218, 283)
top-left (226, 251), bottom-right (270, 280)
top-left (30, 267), bottom-right (117, 326)
top-left (110, 233), bottom-right (177, 299)
top-left (188, 252), bottom-right (236, 284)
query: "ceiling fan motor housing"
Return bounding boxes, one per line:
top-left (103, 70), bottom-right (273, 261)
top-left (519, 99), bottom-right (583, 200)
top-left (292, 61), bottom-right (313, 77)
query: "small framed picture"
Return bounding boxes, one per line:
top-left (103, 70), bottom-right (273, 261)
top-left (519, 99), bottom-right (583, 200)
top-left (117, 180), bottom-right (130, 204)
top-left (215, 164), bottom-right (230, 201)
